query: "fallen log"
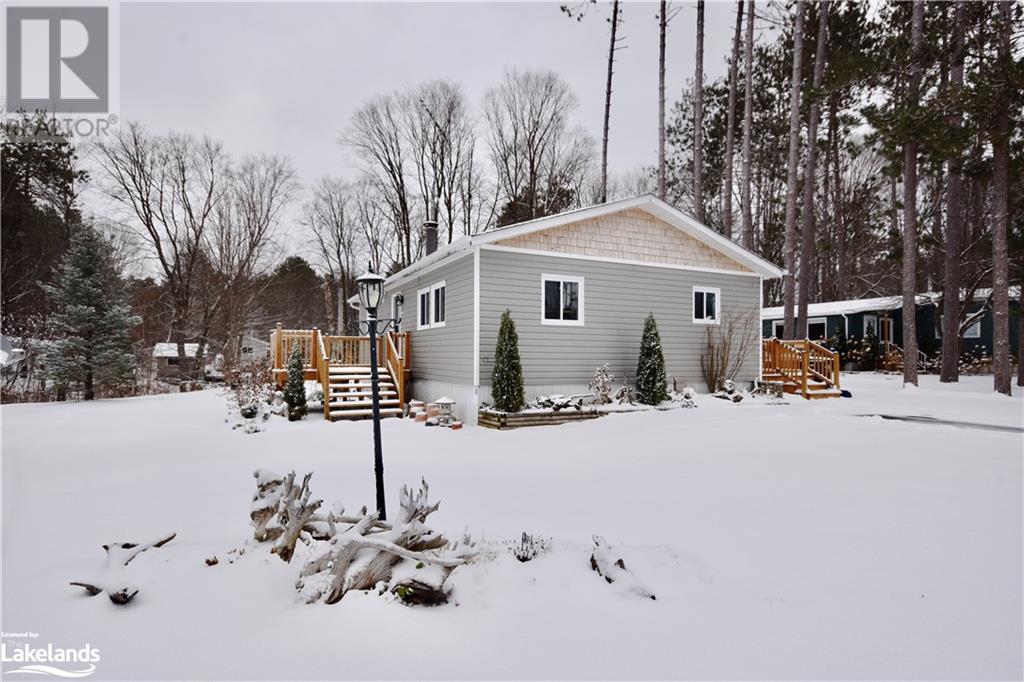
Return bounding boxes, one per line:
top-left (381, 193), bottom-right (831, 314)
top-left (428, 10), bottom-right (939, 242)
top-left (70, 532), bottom-right (177, 605)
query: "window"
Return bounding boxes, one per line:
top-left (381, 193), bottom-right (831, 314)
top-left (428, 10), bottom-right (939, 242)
top-left (541, 274), bottom-right (584, 326)
top-left (693, 286), bottom-right (720, 324)
top-left (807, 317), bottom-right (827, 341)
top-left (417, 281), bottom-right (446, 330)
top-left (772, 320), bottom-right (785, 338)
top-left (862, 314), bottom-right (878, 339)
top-left (935, 315), bottom-right (982, 339)
top-left (433, 283), bottom-right (446, 326)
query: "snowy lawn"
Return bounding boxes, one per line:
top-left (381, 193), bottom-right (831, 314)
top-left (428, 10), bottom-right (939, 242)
top-left (2, 374), bottom-right (1021, 680)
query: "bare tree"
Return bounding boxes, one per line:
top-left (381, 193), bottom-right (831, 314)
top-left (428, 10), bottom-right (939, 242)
top-left (796, 1), bottom-right (829, 338)
top-left (901, 0), bottom-right (924, 387)
top-left (344, 94), bottom-right (415, 268)
top-left (721, 0), bottom-right (744, 240)
top-left (740, 0), bottom-right (755, 250)
top-left (96, 123), bottom-right (228, 384)
top-left (483, 69), bottom-right (594, 223)
top-left (941, 1), bottom-right (966, 383)
top-left (782, 1), bottom-right (805, 339)
top-left (408, 80), bottom-right (477, 243)
top-left (213, 153), bottom-right (297, 365)
top-left (304, 177), bottom-right (360, 334)
top-left (693, 0), bottom-right (706, 222)
top-left (601, 1), bottom-right (624, 204)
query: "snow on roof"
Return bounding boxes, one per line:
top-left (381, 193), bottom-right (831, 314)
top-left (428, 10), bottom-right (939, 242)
top-left (153, 342), bottom-right (200, 358)
top-left (762, 296), bottom-right (904, 319)
top-left (762, 287), bottom-right (1022, 320)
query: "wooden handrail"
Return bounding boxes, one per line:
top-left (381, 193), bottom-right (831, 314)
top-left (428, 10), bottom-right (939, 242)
top-left (385, 331), bottom-right (405, 406)
top-left (762, 337), bottom-right (841, 396)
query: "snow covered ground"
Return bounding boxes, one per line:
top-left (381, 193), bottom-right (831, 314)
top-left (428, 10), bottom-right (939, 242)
top-left (2, 374), bottom-right (1021, 680)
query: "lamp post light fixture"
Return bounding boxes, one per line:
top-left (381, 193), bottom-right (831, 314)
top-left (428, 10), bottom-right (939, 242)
top-left (356, 270), bottom-right (398, 521)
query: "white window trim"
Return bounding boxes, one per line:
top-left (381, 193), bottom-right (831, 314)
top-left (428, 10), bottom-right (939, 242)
top-left (540, 274), bottom-right (585, 326)
top-left (806, 317), bottom-right (828, 339)
top-left (417, 287), bottom-right (431, 330)
top-left (417, 281), bottom-right (446, 330)
top-left (692, 286), bottom-right (721, 325)
top-left (772, 320), bottom-right (785, 338)
top-left (938, 316), bottom-right (982, 339)
top-left (862, 314), bottom-right (878, 339)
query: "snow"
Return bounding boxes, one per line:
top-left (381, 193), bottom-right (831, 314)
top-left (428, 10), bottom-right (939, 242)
top-left (761, 286), bottom-right (1023, 320)
top-left (151, 342), bottom-right (201, 358)
top-left (2, 374), bottom-right (1021, 680)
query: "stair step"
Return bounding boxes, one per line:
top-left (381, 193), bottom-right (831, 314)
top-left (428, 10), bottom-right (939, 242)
top-left (329, 376), bottom-right (393, 383)
top-left (328, 366), bottom-right (379, 374)
top-left (328, 398), bottom-right (401, 410)
top-left (329, 408), bottom-right (404, 420)
top-left (328, 390), bottom-right (398, 399)
top-left (328, 380), bottom-right (394, 388)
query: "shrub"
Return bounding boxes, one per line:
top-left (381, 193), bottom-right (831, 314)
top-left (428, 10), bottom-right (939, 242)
top-left (635, 313), bottom-right (668, 405)
top-left (589, 363), bottom-right (614, 405)
top-left (283, 346), bottom-right (308, 421)
top-left (506, 532), bottom-right (551, 562)
top-left (491, 310), bottom-right (524, 412)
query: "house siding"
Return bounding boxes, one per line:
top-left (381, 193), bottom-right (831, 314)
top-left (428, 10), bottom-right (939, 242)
top-left (384, 252), bottom-right (474, 386)
top-left (478, 247), bottom-right (761, 395)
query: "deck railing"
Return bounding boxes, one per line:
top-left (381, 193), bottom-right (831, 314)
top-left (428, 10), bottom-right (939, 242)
top-left (762, 338), bottom-right (840, 398)
top-left (271, 324), bottom-right (411, 410)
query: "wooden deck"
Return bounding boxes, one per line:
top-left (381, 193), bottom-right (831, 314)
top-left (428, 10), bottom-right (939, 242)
top-left (270, 325), bottom-right (411, 421)
top-left (762, 338), bottom-right (842, 399)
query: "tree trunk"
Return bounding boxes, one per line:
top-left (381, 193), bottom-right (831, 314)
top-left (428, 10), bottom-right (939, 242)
top-left (941, 1), bottom-right (965, 383)
top-left (84, 365), bottom-right (94, 401)
top-left (693, 0), bottom-right (706, 222)
top-left (722, 0), bottom-right (744, 240)
top-left (991, 0), bottom-right (1012, 395)
top-left (781, 1), bottom-right (805, 339)
top-left (740, 0), bottom-right (755, 250)
top-left (796, 1), bottom-right (828, 338)
top-left (658, 0), bottom-right (667, 201)
top-left (902, 0), bottom-right (924, 387)
top-left (600, 0), bottom-right (621, 205)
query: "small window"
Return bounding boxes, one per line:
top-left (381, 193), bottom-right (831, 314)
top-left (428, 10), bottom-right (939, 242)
top-left (417, 281), bottom-right (445, 330)
top-left (862, 314), bottom-right (878, 339)
top-left (541, 275), bottom-right (584, 326)
top-left (772, 320), bottom-right (785, 338)
top-left (937, 315), bottom-right (981, 339)
top-left (693, 286), bottom-right (720, 324)
top-left (433, 283), bottom-right (446, 326)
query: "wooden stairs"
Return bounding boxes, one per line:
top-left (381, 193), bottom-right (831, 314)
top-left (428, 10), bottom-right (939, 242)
top-left (271, 325), bottom-right (412, 422)
top-left (762, 338), bottom-right (842, 399)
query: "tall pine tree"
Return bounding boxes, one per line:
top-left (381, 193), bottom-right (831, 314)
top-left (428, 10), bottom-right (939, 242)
top-left (635, 313), bottom-right (668, 405)
top-left (42, 227), bottom-right (137, 400)
top-left (490, 310), bottom-right (524, 412)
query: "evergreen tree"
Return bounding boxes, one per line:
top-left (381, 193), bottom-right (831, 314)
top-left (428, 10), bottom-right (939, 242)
top-left (635, 313), bottom-right (668, 405)
top-left (283, 346), bottom-right (308, 421)
top-left (490, 310), bottom-right (524, 412)
top-left (41, 227), bottom-right (137, 400)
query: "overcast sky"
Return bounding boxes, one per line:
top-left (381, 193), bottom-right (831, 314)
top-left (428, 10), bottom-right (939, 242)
top-left (118, 1), bottom-right (748, 185)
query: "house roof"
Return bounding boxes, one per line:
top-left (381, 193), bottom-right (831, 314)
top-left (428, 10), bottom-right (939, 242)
top-left (761, 287), bottom-right (1021, 320)
top-left (153, 342), bottom-right (200, 358)
top-left (369, 195), bottom-right (784, 296)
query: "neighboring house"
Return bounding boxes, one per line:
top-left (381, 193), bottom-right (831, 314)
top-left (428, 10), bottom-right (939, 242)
top-left (761, 288), bottom-right (1021, 360)
top-left (239, 334), bottom-right (270, 362)
top-left (357, 195), bottom-right (783, 423)
top-left (151, 343), bottom-right (201, 381)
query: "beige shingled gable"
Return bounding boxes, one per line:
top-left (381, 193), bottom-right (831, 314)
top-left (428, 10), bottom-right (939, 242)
top-left (492, 207), bottom-right (753, 273)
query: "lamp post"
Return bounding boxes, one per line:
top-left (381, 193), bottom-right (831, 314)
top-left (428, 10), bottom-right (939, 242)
top-left (356, 270), bottom-right (397, 521)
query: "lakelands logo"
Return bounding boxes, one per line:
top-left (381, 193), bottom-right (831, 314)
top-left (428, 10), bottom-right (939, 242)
top-left (5, 6), bottom-right (109, 112)
top-left (1, 641), bottom-right (100, 678)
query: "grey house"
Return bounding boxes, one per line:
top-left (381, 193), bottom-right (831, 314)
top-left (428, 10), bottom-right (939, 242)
top-left (360, 195), bottom-right (784, 424)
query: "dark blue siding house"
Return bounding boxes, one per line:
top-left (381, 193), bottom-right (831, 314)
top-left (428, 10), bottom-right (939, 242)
top-left (761, 289), bottom-right (1020, 365)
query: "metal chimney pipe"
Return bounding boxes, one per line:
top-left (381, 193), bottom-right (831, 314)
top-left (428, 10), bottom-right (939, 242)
top-left (424, 220), bottom-right (438, 256)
